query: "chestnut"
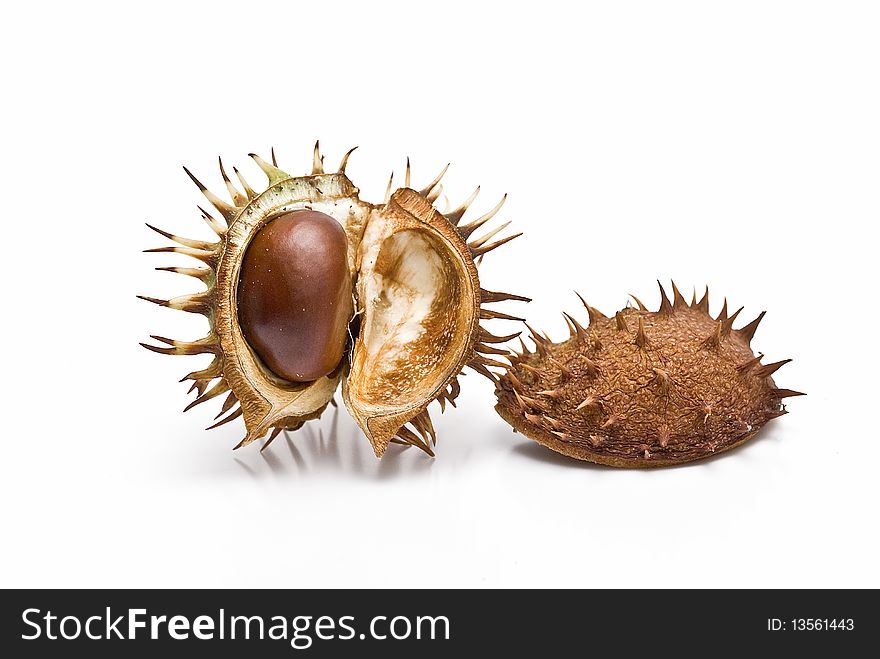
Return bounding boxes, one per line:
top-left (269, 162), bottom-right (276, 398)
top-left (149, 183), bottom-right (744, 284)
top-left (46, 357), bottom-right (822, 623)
top-left (237, 210), bottom-right (352, 382)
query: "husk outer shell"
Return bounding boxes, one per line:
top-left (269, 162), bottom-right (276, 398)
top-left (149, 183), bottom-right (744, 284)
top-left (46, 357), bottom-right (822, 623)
top-left (141, 147), bottom-right (526, 453)
top-left (495, 292), bottom-right (799, 467)
top-left (343, 189), bottom-right (481, 456)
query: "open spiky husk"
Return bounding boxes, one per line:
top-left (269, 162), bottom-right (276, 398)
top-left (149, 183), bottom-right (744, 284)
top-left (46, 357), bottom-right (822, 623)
top-left (141, 144), bottom-right (527, 455)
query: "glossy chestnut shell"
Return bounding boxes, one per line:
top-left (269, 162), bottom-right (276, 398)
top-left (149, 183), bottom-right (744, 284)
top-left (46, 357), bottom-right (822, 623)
top-left (237, 210), bottom-right (352, 383)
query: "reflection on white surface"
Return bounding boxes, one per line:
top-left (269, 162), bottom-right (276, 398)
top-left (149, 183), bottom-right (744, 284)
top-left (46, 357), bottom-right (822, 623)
top-left (231, 407), bottom-right (437, 481)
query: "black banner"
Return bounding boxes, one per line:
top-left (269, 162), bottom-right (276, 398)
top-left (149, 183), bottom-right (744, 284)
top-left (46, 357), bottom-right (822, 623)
top-left (0, 589), bottom-right (873, 656)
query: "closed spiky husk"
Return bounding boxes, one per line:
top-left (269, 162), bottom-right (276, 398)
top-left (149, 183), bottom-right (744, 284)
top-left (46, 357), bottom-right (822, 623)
top-left (495, 282), bottom-right (802, 467)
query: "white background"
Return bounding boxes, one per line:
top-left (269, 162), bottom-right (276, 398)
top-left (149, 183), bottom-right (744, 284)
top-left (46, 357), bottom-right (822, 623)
top-left (1, 1), bottom-right (877, 588)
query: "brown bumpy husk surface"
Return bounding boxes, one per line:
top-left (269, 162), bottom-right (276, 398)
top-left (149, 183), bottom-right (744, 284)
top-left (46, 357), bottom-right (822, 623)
top-left (495, 285), bottom-right (801, 467)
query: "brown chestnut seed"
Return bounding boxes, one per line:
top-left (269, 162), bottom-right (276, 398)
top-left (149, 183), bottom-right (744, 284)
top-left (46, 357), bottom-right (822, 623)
top-left (237, 210), bottom-right (352, 382)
